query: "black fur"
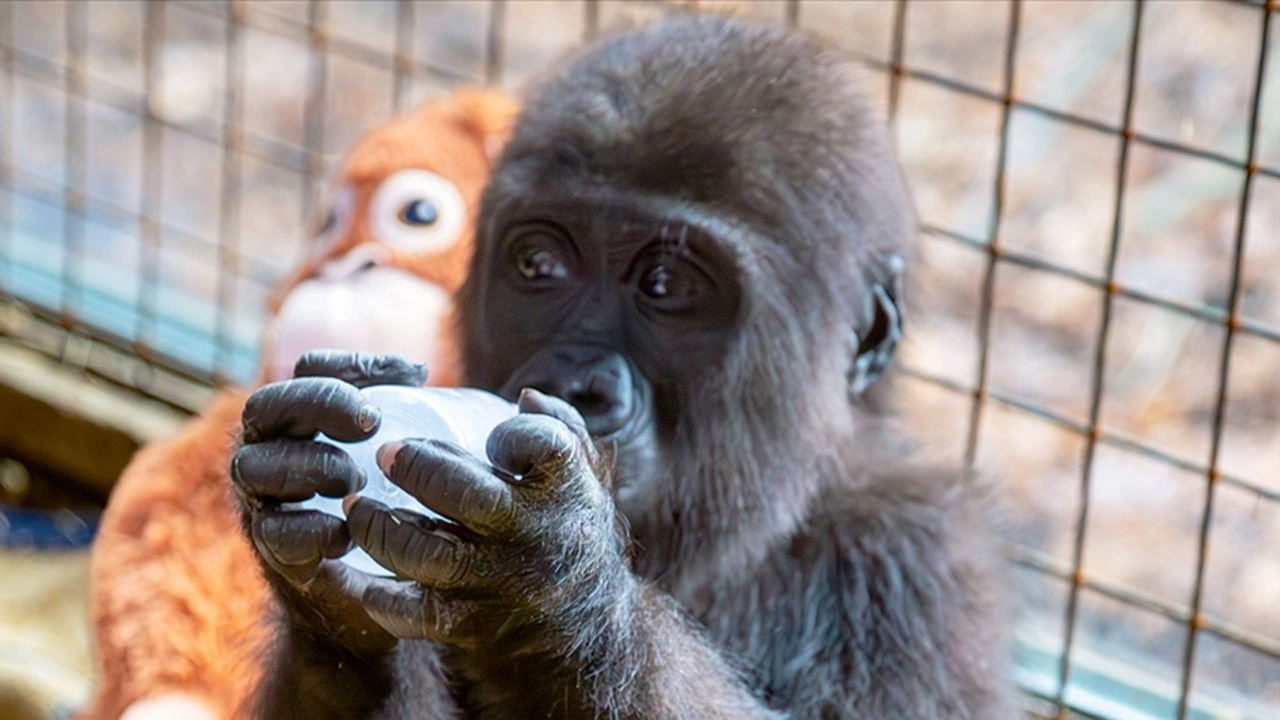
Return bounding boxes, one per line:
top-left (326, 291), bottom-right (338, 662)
top-left (236, 14), bottom-right (1014, 720)
top-left (456, 14), bottom-right (1014, 719)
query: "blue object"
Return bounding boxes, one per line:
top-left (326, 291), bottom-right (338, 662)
top-left (0, 505), bottom-right (100, 549)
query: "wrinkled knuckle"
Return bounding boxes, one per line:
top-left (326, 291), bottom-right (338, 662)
top-left (230, 451), bottom-right (249, 488)
top-left (398, 445), bottom-right (439, 490)
top-left (399, 438), bottom-right (435, 464)
top-left (523, 415), bottom-right (576, 456)
top-left (296, 349), bottom-right (357, 377)
top-left (424, 595), bottom-right (447, 636)
top-left (488, 488), bottom-right (516, 524)
top-left (448, 547), bottom-right (472, 587)
top-left (316, 447), bottom-right (356, 493)
top-left (250, 516), bottom-right (286, 565)
top-left (344, 500), bottom-right (373, 541)
top-left (427, 596), bottom-right (465, 639)
top-left (232, 449), bottom-right (272, 498)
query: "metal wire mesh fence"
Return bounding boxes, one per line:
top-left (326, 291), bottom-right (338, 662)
top-left (0, 1), bottom-right (1276, 718)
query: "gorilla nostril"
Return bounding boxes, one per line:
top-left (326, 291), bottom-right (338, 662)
top-left (503, 346), bottom-right (636, 437)
top-left (570, 381), bottom-right (632, 438)
top-left (555, 348), bottom-right (606, 370)
top-left (567, 385), bottom-right (611, 418)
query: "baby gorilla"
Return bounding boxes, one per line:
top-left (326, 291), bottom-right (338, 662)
top-left (232, 14), bottom-right (1014, 719)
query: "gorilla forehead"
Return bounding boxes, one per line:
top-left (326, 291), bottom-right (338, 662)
top-left (500, 15), bottom-right (890, 246)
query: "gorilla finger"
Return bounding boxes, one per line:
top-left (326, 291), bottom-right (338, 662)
top-left (232, 440), bottom-right (364, 501)
top-left (361, 580), bottom-right (465, 643)
top-left (344, 496), bottom-right (481, 587)
top-left (251, 510), bottom-right (351, 583)
top-left (376, 440), bottom-right (516, 534)
top-left (362, 579), bottom-right (430, 639)
top-left (294, 562), bottom-right (400, 656)
top-left (516, 388), bottom-right (588, 432)
top-left (294, 350), bottom-right (428, 389)
top-left (242, 377), bottom-right (379, 443)
top-left (486, 413), bottom-right (588, 486)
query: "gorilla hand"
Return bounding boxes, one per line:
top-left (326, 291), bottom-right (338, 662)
top-left (346, 389), bottom-right (631, 653)
top-left (232, 350), bottom-right (429, 658)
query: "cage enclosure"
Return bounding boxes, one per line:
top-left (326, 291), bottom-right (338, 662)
top-left (0, 2), bottom-right (1276, 718)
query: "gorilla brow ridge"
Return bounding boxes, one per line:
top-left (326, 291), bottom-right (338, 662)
top-left (656, 222), bottom-right (691, 261)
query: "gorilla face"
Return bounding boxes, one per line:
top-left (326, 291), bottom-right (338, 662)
top-left (461, 16), bottom-right (913, 520)
top-left (472, 200), bottom-right (746, 495)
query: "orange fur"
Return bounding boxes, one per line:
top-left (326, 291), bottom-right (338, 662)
top-left (84, 392), bottom-right (262, 720)
top-left (79, 88), bottom-right (519, 720)
top-left (260, 88), bottom-right (520, 388)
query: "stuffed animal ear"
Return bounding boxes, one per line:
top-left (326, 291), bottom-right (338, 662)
top-left (446, 87), bottom-right (522, 161)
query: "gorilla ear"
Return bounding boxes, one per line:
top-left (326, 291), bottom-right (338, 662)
top-left (848, 258), bottom-right (904, 396)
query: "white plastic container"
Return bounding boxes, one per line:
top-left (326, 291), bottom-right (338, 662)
top-left (296, 384), bottom-right (518, 576)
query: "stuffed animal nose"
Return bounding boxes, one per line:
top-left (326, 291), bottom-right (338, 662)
top-left (318, 243), bottom-right (390, 281)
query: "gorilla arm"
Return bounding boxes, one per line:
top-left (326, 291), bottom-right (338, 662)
top-left (233, 355), bottom-right (1012, 719)
top-left (704, 471), bottom-right (1013, 719)
top-left (233, 369), bottom-right (776, 719)
top-left (233, 355), bottom-right (460, 720)
top-left (348, 393), bottom-right (782, 720)
top-left (351, 420), bottom-right (1009, 719)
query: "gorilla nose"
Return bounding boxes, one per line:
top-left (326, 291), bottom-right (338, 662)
top-left (505, 347), bottom-right (636, 438)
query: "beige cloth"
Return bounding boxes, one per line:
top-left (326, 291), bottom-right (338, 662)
top-left (0, 549), bottom-right (95, 720)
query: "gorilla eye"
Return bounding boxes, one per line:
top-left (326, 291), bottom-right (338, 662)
top-left (641, 265), bottom-right (672, 298)
top-left (398, 199), bottom-right (438, 226)
top-left (505, 224), bottom-right (575, 287)
top-left (636, 260), bottom-right (702, 313)
top-left (516, 246), bottom-right (568, 282)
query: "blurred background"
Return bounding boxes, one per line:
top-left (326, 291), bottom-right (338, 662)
top-left (0, 1), bottom-right (1276, 718)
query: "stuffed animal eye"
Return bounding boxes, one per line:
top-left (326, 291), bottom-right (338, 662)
top-left (370, 169), bottom-right (466, 254)
top-left (398, 199), bottom-right (438, 226)
top-left (310, 183), bottom-right (356, 257)
top-left (317, 208), bottom-right (340, 235)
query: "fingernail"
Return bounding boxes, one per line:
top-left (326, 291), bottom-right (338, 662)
top-left (342, 494), bottom-right (359, 516)
top-left (357, 404), bottom-right (379, 433)
top-left (517, 387), bottom-right (546, 412)
top-left (376, 442), bottom-right (402, 474)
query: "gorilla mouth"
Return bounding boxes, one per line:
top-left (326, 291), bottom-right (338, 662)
top-left (497, 347), bottom-right (652, 442)
top-left (504, 379), bottom-right (655, 495)
top-left (590, 392), bottom-right (659, 496)
top-left (494, 346), bottom-right (658, 494)
top-left (591, 399), bottom-right (650, 445)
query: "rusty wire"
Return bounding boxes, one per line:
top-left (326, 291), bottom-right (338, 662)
top-left (1054, 2), bottom-right (1145, 712)
top-left (1175, 6), bottom-right (1275, 719)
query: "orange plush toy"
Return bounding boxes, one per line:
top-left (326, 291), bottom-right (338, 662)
top-left (80, 88), bottom-right (519, 720)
